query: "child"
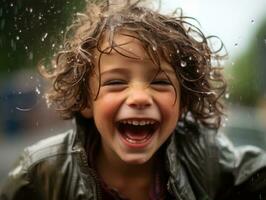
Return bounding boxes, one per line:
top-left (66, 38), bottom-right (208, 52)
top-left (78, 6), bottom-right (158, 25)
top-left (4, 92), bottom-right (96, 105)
top-left (1, 1), bottom-right (266, 200)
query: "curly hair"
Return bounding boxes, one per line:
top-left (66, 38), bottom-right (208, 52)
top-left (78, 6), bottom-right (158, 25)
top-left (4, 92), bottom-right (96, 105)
top-left (40, 0), bottom-right (227, 130)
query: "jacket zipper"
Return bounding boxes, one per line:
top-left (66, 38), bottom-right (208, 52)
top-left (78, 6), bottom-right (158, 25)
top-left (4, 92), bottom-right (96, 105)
top-left (76, 147), bottom-right (103, 200)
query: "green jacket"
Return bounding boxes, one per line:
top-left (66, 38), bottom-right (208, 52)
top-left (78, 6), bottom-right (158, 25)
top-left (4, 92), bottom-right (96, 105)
top-left (1, 117), bottom-right (266, 200)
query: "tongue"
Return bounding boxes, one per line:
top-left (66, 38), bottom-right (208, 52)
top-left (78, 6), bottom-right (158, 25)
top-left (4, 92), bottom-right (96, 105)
top-left (122, 125), bottom-right (152, 141)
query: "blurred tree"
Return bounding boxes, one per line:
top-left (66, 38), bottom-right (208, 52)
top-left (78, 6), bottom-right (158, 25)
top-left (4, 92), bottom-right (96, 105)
top-left (0, 0), bottom-right (87, 75)
top-left (227, 17), bottom-right (266, 106)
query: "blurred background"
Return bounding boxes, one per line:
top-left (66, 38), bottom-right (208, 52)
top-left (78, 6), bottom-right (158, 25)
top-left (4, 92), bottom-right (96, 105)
top-left (0, 0), bottom-right (266, 185)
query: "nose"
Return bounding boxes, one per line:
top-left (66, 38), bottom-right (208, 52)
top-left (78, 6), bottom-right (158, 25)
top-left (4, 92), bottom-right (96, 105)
top-left (126, 86), bottom-right (153, 109)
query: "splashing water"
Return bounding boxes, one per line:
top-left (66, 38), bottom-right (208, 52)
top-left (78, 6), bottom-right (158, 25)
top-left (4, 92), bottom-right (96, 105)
top-left (35, 87), bottom-right (40, 95)
top-left (41, 33), bottom-right (48, 42)
top-left (180, 60), bottom-right (187, 67)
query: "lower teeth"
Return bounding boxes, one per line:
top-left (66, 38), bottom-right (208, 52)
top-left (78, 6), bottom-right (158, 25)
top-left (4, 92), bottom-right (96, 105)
top-left (124, 134), bottom-right (151, 144)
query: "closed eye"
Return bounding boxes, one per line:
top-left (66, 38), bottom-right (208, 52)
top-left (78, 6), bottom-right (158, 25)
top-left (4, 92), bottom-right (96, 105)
top-left (102, 79), bottom-right (127, 86)
top-left (151, 80), bottom-right (172, 85)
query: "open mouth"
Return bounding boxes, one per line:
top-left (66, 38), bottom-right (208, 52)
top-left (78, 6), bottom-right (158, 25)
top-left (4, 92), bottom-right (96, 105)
top-left (116, 119), bottom-right (159, 146)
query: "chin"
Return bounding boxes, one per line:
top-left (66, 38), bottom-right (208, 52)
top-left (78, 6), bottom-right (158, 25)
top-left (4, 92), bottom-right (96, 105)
top-left (119, 153), bottom-right (153, 165)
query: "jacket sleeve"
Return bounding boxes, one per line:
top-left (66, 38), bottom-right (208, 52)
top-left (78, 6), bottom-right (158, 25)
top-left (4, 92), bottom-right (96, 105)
top-left (0, 149), bottom-right (41, 200)
top-left (215, 133), bottom-right (266, 199)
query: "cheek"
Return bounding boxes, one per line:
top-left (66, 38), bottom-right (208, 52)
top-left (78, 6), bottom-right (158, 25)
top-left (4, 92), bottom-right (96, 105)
top-left (93, 93), bottom-right (123, 121)
top-left (155, 92), bottom-right (180, 121)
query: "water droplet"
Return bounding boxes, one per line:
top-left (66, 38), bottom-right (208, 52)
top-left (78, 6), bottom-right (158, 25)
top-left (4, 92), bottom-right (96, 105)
top-left (30, 76), bottom-right (33, 79)
top-left (52, 43), bottom-right (55, 48)
top-left (41, 33), bottom-right (48, 42)
top-left (251, 19), bottom-right (255, 24)
top-left (59, 45), bottom-right (63, 49)
top-left (189, 56), bottom-right (192, 61)
top-left (11, 39), bottom-right (16, 50)
top-left (176, 49), bottom-right (180, 54)
top-left (152, 46), bottom-right (157, 51)
top-left (29, 52), bottom-right (33, 60)
top-left (225, 93), bottom-right (230, 99)
top-left (10, 3), bottom-right (14, 7)
top-left (1, 19), bottom-right (5, 30)
top-left (234, 43), bottom-right (238, 47)
top-left (29, 8), bottom-right (33, 13)
top-left (60, 30), bottom-right (64, 34)
top-left (38, 15), bottom-right (42, 20)
top-left (35, 87), bottom-right (40, 95)
top-left (180, 60), bottom-right (187, 67)
top-left (18, 91), bottom-right (22, 94)
top-left (16, 36), bottom-right (20, 40)
top-left (25, 45), bottom-right (28, 50)
top-left (16, 107), bottom-right (32, 112)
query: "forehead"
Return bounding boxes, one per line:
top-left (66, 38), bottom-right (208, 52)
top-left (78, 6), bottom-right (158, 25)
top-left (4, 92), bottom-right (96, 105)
top-left (94, 30), bottom-right (174, 73)
top-left (98, 30), bottom-right (149, 60)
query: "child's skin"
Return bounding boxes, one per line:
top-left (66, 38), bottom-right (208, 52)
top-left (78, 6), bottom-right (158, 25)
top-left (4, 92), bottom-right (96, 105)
top-left (81, 31), bottom-right (181, 199)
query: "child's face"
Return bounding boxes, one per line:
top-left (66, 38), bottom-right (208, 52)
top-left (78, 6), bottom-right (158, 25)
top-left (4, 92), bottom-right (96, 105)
top-left (84, 32), bottom-right (181, 165)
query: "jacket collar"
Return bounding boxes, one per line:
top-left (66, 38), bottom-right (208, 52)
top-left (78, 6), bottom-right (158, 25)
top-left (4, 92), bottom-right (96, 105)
top-left (166, 130), bottom-right (196, 200)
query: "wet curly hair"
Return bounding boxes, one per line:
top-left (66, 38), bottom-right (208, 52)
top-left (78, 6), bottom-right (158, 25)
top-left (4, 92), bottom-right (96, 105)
top-left (41, 0), bottom-right (227, 130)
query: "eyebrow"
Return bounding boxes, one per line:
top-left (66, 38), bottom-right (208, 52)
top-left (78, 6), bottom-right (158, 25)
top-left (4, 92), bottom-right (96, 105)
top-left (100, 68), bottom-right (130, 76)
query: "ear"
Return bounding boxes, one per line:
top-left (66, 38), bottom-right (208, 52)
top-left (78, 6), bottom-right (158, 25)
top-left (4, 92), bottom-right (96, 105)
top-left (80, 107), bottom-right (93, 118)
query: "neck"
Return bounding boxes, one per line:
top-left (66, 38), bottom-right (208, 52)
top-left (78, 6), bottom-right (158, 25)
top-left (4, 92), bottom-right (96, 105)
top-left (96, 145), bottom-right (157, 199)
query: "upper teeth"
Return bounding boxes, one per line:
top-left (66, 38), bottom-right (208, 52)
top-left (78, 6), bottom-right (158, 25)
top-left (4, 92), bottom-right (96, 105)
top-left (120, 119), bottom-right (156, 126)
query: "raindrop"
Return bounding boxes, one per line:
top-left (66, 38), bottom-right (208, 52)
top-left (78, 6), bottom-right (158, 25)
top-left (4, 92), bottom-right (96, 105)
top-left (11, 39), bottom-right (16, 50)
top-left (38, 15), bottom-right (42, 20)
top-left (225, 93), bottom-right (230, 99)
top-left (196, 69), bottom-right (200, 73)
top-left (251, 19), bottom-right (255, 24)
top-left (189, 56), bottom-right (192, 61)
top-left (29, 8), bottom-right (33, 13)
top-left (10, 3), bottom-right (14, 7)
top-left (60, 30), bottom-right (64, 34)
top-left (52, 43), bottom-right (55, 48)
top-left (264, 39), bottom-right (266, 45)
top-left (180, 60), bottom-right (187, 67)
top-left (19, 30), bottom-right (22, 33)
top-left (59, 45), bottom-right (63, 49)
top-left (152, 46), bottom-right (157, 51)
top-left (25, 45), bottom-right (28, 50)
top-left (35, 87), bottom-right (40, 95)
top-left (15, 107), bottom-right (33, 112)
top-left (29, 52), bottom-right (33, 60)
top-left (16, 36), bottom-right (20, 40)
top-left (30, 76), bottom-right (33, 80)
top-left (1, 19), bottom-right (5, 30)
top-left (41, 33), bottom-right (48, 42)
top-left (18, 91), bottom-right (22, 94)
top-left (234, 43), bottom-right (238, 47)
top-left (176, 49), bottom-right (180, 54)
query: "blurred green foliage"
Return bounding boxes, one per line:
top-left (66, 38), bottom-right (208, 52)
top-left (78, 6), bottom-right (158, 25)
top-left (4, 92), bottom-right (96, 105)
top-left (0, 0), bottom-right (87, 76)
top-left (227, 17), bottom-right (266, 106)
